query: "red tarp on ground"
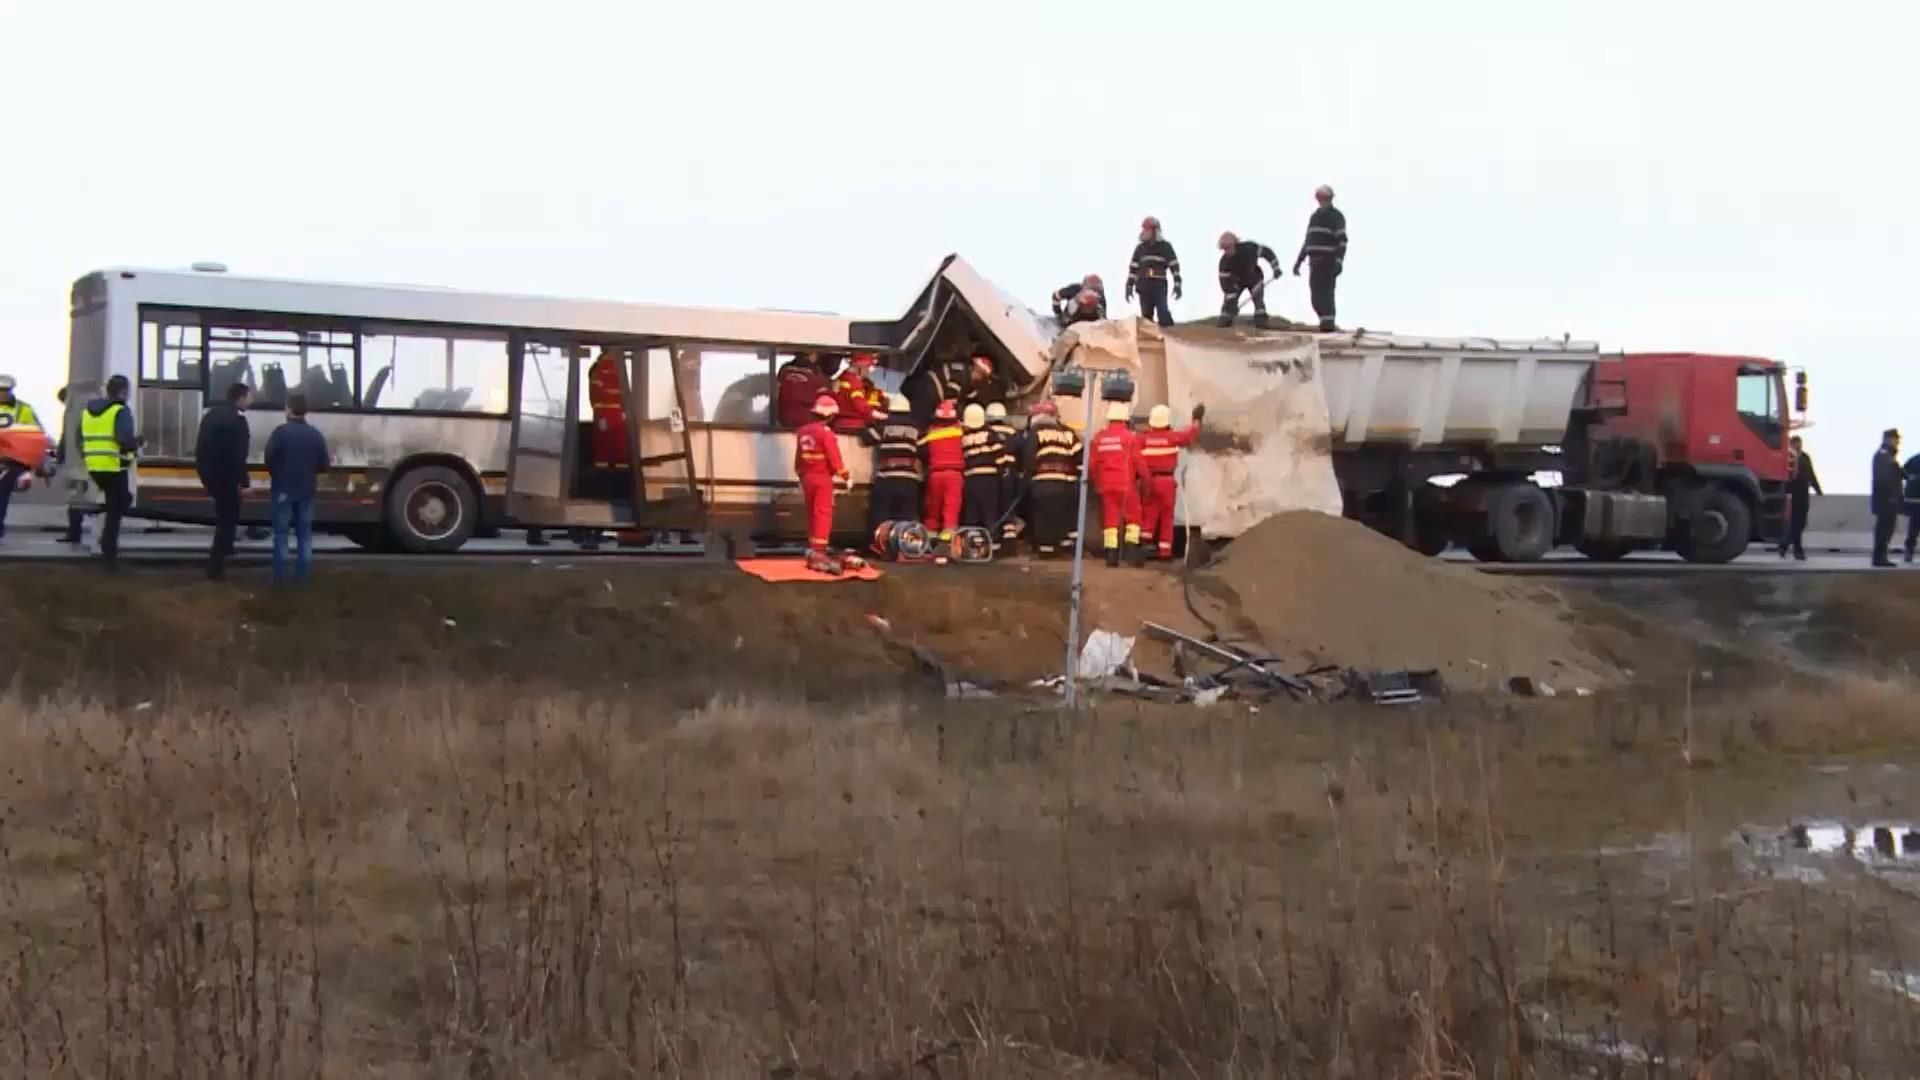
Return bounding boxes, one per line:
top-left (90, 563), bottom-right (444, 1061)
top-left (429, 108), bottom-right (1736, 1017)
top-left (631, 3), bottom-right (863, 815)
top-left (734, 558), bottom-right (884, 584)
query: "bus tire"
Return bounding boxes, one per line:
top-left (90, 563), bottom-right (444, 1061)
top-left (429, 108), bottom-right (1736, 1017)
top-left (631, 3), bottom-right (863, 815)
top-left (386, 466), bottom-right (478, 554)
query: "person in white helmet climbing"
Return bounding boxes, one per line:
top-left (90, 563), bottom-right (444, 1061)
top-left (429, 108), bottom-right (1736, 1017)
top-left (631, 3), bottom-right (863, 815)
top-left (1126, 216), bottom-right (1182, 328)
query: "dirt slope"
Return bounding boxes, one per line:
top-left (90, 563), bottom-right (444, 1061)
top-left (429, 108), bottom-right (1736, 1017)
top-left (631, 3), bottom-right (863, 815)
top-left (1204, 511), bottom-right (1620, 689)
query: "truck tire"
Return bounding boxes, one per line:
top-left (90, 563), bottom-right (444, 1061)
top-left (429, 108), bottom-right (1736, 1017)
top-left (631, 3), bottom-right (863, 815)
top-left (386, 466), bottom-right (478, 554)
top-left (1412, 515), bottom-right (1450, 557)
top-left (1487, 483), bottom-right (1555, 563)
top-left (343, 524), bottom-right (393, 552)
top-left (1678, 486), bottom-right (1751, 564)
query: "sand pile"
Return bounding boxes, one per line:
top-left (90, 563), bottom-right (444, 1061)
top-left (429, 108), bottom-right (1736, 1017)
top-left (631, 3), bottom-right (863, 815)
top-left (1205, 511), bottom-right (1619, 690)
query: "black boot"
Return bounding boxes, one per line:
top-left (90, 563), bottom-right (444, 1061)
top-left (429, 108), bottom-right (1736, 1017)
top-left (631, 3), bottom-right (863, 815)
top-left (1105, 546), bottom-right (1121, 568)
top-left (1253, 313), bottom-right (1270, 330)
top-left (1126, 543), bottom-right (1147, 568)
top-left (1215, 314), bottom-right (1234, 328)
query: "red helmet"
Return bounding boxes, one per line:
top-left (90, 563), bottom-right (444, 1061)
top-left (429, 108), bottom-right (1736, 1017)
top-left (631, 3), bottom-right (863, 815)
top-left (850, 352), bottom-right (875, 369)
top-left (1141, 215), bottom-right (1160, 231)
top-left (934, 400), bottom-right (958, 421)
top-left (812, 394), bottom-right (839, 417)
top-left (1031, 399), bottom-right (1059, 417)
top-left (969, 354), bottom-right (993, 376)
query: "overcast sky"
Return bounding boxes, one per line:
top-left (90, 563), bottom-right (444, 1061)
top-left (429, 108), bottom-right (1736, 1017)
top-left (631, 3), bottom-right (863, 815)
top-left (3, 0), bottom-right (1915, 489)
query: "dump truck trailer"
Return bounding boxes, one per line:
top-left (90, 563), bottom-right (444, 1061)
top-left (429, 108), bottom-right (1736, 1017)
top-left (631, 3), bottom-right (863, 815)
top-left (1048, 322), bottom-right (1802, 564)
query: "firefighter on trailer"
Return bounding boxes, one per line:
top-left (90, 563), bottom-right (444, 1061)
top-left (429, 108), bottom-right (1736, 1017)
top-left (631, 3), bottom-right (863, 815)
top-left (1089, 401), bottom-right (1147, 567)
top-left (959, 404), bottom-right (1002, 543)
top-left (1022, 399), bottom-right (1082, 557)
top-left (1216, 232), bottom-right (1283, 329)
top-left (920, 398), bottom-right (965, 544)
top-left (587, 348), bottom-right (630, 475)
top-left (985, 402), bottom-right (1021, 549)
top-left (1137, 402), bottom-right (1206, 559)
top-left (1293, 184), bottom-right (1349, 332)
top-left (794, 394), bottom-right (850, 566)
top-left (833, 352), bottom-right (884, 432)
top-left (1127, 216), bottom-right (1182, 327)
top-left (776, 351), bottom-right (832, 429)
top-left (868, 393), bottom-right (923, 539)
top-left (1050, 274), bottom-right (1107, 326)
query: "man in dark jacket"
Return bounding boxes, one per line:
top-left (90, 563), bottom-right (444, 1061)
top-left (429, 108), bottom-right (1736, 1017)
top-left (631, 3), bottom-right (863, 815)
top-left (1903, 446), bottom-right (1920, 562)
top-left (1871, 428), bottom-right (1902, 567)
top-left (1777, 435), bottom-right (1822, 560)
top-left (1293, 185), bottom-right (1349, 332)
top-left (194, 381), bottom-right (253, 580)
top-left (264, 393), bottom-right (330, 583)
top-left (1126, 216), bottom-right (1182, 327)
top-left (1050, 275), bottom-right (1107, 326)
top-left (1215, 231), bottom-right (1283, 329)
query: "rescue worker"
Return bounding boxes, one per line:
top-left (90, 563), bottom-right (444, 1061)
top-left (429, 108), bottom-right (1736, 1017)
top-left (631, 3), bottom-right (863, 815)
top-left (776, 351), bottom-right (831, 429)
top-left (919, 398), bottom-right (965, 543)
top-left (1088, 401), bottom-right (1147, 567)
top-left (0, 373), bottom-right (49, 541)
top-left (1871, 428), bottom-right (1902, 568)
top-left (1216, 231), bottom-right (1283, 329)
top-left (1903, 443), bottom-right (1920, 563)
top-left (1126, 216), bottom-right (1182, 327)
top-left (1050, 274), bottom-right (1107, 325)
top-left (959, 403), bottom-right (1002, 541)
top-left (832, 352), bottom-right (884, 432)
top-left (1022, 399), bottom-right (1082, 557)
top-left (903, 351), bottom-right (995, 427)
top-left (587, 347), bottom-right (629, 474)
top-left (793, 394), bottom-right (850, 564)
top-left (985, 401), bottom-right (1022, 548)
top-left (867, 392), bottom-right (923, 538)
top-left (1136, 402), bottom-right (1207, 560)
top-left (1777, 435), bottom-right (1822, 560)
top-left (79, 374), bottom-right (140, 565)
top-left (1293, 184), bottom-right (1349, 332)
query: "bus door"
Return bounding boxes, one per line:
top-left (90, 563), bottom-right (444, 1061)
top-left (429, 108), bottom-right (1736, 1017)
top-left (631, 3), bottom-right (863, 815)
top-left (618, 343), bottom-right (701, 521)
top-left (507, 339), bottom-right (583, 525)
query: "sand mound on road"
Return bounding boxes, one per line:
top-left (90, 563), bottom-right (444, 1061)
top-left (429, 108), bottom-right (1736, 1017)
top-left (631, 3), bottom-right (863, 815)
top-left (1205, 511), bottom-right (1618, 690)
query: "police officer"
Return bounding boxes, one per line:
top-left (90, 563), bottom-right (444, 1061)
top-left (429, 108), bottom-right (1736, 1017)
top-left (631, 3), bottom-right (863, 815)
top-left (1871, 428), bottom-right (1902, 568)
top-left (1022, 399), bottom-right (1082, 557)
top-left (1293, 184), bottom-right (1349, 332)
top-left (1126, 216), bottom-right (1182, 328)
top-left (1216, 231), bottom-right (1283, 329)
top-left (959, 404), bottom-right (1002, 543)
top-left (985, 402), bottom-right (1022, 549)
top-left (1051, 275), bottom-right (1107, 326)
top-left (867, 393), bottom-right (923, 539)
top-left (79, 374), bottom-right (140, 564)
top-left (0, 373), bottom-right (49, 541)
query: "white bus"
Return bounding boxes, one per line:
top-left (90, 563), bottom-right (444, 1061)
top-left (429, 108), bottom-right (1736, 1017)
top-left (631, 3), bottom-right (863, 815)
top-left (59, 258), bottom-right (1053, 551)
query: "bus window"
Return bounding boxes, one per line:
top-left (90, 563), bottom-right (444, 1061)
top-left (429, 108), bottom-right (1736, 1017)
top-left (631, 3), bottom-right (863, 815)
top-left (139, 316), bottom-right (205, 387)
top-left (362, 327), bottom-right (509, 414)
top-left (694, 348), bottom-right (771, 427)
top-left (206, 322), bottom-right (353, 410)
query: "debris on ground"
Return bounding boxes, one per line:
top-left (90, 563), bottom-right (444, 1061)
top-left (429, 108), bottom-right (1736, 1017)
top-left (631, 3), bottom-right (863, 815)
top-left (1076, 630), bottom-right (1136, 680)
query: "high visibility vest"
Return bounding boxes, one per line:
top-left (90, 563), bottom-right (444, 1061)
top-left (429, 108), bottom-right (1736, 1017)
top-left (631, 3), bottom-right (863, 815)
top-left (79, 403), bottom-right (129, 473)
top-left (0, 400), bottom-right (39, 431)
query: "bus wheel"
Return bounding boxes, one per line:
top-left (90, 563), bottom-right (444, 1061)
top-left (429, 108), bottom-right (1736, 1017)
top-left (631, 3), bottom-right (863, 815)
top-left (343, 524), bottom-right (393, 552)
top-left (386, 466), bottom-right (478, 553)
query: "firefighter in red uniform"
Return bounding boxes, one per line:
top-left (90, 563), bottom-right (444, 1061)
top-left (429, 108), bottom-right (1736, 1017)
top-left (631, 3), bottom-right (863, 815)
top-left (776, 352), bottom-right (831, 429)
top-left (1089, 401), bottom-right (1147, 567)
top-left (587, 348), bottom-right (629, 473)
top-left (1136, 402), bottom-right (1206, 559)
top-left (832, 352), bottom-right (884, 432)
top-left (794, 394), bottom-right (850, 565)
top-left (919, 398), bottom-right (965, 543)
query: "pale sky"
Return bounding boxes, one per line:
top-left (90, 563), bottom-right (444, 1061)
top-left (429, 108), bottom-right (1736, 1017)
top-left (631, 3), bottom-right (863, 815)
top-left (3, 0), bottom-right (1915, 488)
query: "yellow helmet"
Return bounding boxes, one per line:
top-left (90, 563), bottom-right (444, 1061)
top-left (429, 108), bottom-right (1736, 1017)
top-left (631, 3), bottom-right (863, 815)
top-left (985, 402), bottom-right (1008, 421)
top-left (887, 393), bottom-right (910, 413)
top-left (962, 403), bottom-right (987, 430)
top-left (1105, 402), bottom-right (1131, 423)
top-left (1148, 404), bottom-right (1172, 429)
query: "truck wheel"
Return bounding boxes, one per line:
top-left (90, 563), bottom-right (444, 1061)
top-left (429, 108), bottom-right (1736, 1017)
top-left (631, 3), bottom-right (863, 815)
top-left (1467, 542), bottom-right (1504, 563)
top-left (1412, 516), bottom-right (1450, 557)
top-left (1487, 483), bottom-right (1555, 562)
top-left (386, 466), bottom-right (478, 553)
top-left (1678, 487), bottom-right (1751, 564)
top-left (1574, 539), bottom-right (1637, 562)
top-left (343, 524), bottom-right (393, 552)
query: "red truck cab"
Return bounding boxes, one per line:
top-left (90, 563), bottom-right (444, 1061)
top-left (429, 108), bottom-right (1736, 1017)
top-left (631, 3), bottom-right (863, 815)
top-left (1597, 353), bottom-right (1792, 485)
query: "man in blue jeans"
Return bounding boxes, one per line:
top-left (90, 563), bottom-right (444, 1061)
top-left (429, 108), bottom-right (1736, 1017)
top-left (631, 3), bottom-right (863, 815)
top-left (264, 392), bottom-right (330, 582)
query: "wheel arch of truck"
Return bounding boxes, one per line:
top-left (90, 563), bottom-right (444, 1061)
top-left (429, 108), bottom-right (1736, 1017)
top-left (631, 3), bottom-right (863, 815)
top-left (1667, 463), bottom-right (1761, 505)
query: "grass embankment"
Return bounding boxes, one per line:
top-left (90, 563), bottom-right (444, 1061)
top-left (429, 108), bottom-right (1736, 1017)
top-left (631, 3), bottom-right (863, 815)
top-left (5, 674), bottom-right (1920, 1077)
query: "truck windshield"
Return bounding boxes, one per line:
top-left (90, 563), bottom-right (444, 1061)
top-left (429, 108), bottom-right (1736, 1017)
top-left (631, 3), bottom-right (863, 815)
top-left (1734, 366), bottom-right (1784, 449)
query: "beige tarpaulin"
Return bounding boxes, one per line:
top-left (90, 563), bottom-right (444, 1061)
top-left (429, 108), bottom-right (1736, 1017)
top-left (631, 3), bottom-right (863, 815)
top-left (1047, 318), bottom-right (1343, 538)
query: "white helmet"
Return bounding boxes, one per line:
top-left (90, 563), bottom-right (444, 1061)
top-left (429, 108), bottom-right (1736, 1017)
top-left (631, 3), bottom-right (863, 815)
top-left (962, 403), bottom-right (987, 430)
top-left (887, 393), bottom-right (910, 414)
top-left (0, 374), bottom-right (15, 391)
top-left (1148, 404), bottom-right (1172, 429)
top-left (985, 402), bottom-right (1008, 421)
top-left (1105, 402), bottom-right (1131, 423)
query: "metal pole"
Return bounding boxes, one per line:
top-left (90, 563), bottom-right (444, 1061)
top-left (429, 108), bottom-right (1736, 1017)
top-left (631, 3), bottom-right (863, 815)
top-left (1062, 377), bottom-right (1099, 708)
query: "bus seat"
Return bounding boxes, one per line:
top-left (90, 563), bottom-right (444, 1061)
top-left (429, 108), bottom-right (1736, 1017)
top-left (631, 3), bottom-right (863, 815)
top-left (329, 363), bottom-right (352, 405)
top-left (299, 368), bottom-right (337, 407)
top-left (179, 359), bottom-right (205, 388)
top-left (259, 363), bottom-right (289, 407)
top-left (364, 366), bottom-right (391, 409)
top-left (443, 388), bottom-right (472, 411)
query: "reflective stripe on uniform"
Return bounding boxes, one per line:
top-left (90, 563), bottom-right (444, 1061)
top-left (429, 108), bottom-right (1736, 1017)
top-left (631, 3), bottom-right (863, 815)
top-left (79, 404), bottom-right (128, 473)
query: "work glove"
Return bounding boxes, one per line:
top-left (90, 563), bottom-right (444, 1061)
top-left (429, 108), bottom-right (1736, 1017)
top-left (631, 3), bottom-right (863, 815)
top-left (1191, 403), bottom-right (1207, 423)
top-left (837, 474), bottom-right (853, 493)
top-left (1173, 282), bottom-right (1183, 300)
top-left (1124, 282), bottom-right (1135, 301)
top-left (1292, 263), bottom-right (1304, 276)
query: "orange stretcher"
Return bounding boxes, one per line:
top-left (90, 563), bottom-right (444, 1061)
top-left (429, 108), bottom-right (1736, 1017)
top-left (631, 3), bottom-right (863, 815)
top-left (734, 557), bottom-right (884, 584)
